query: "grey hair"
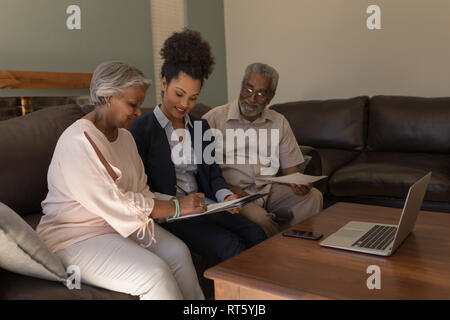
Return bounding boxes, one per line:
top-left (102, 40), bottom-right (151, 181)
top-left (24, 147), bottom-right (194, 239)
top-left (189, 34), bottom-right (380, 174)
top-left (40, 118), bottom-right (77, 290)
top-left (243, 62), bottom-right (279, 93)
top-left (90, 61), bottom-right (152, 105)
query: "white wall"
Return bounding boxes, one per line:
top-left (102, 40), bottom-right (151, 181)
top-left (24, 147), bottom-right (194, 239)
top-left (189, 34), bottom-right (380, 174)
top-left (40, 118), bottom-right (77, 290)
top-left (150, 0), bottom-right (185, 105)
top-left (224, 0), bottom-right (450, 105)
top-left (0, 0), bottom-right (156, 107)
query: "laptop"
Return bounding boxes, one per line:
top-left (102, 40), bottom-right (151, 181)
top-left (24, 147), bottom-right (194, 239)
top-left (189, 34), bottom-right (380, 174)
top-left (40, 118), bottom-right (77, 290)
top-left (320, 172), bottom-right (431, 256)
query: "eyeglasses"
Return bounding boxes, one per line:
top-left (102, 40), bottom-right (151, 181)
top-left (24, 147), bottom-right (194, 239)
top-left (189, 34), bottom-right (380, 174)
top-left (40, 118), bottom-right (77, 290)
top-left (241, 87), bottom-right (269, 102)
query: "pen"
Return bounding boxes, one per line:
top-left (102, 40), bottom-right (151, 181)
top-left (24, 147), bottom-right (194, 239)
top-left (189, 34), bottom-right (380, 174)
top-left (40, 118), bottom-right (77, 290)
top-left (176, 184), bottom-right (189, 196)
top-left (177, 184), bottom-right (209, 211)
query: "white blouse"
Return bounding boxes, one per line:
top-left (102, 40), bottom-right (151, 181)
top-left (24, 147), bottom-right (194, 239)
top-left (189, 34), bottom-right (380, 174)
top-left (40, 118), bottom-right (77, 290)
top-left (36, 119), bottom-right (156, 253)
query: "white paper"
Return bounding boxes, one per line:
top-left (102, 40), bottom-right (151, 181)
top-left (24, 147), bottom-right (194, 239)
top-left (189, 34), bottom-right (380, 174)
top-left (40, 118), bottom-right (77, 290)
top-left (166, 192), bottom-right (269, 221)
top-left (256, 172), bottom-right (327, 185)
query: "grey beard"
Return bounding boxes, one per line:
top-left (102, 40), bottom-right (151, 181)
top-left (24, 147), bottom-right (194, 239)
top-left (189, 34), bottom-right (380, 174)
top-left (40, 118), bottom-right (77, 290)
top-left (239, 99), bottom-right (265, 117)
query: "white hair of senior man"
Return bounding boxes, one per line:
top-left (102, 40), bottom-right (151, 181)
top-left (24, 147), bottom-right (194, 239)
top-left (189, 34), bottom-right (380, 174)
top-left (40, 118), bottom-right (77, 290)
top-left (243, 62), bottom-right (279, 93)
top-left (90, 61), bottom-right (152, 105)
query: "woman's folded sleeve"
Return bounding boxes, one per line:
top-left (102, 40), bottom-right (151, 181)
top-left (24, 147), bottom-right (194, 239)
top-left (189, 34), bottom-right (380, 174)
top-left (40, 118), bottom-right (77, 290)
top-left (58, 134), bottom-right (156, 241)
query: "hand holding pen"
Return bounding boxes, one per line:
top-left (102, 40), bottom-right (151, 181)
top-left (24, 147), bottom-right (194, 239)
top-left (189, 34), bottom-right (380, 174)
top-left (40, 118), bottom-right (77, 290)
top-left (176, 184), bottom-right (207, 214)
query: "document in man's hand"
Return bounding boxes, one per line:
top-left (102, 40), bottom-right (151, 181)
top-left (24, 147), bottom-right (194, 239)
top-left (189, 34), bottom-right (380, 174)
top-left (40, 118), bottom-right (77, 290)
top-left (256, 172), bottom-right (327, 185)
top-left (165, 192), bottom-right (269, 222)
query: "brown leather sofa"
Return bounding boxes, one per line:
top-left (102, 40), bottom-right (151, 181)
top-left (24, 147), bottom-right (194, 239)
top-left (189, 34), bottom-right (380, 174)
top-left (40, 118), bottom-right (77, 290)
top-left (271, 95), bottom-right (450, 213)
top-left (2, 96), bottom-right (448, 299)
top-left (0, 103), bottom-right (217, 300)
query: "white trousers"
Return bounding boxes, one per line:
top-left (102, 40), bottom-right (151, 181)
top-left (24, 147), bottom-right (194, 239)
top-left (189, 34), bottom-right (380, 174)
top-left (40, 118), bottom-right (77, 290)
top-left (240, 183), bottom-right (323, 237)
top-left (56, 223), bottom-right (204, 300)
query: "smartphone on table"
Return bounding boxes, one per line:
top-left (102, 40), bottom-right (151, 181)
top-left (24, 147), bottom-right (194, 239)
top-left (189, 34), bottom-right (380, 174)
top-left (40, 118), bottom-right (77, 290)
top-left (282, 229), bottom-right (323, 240)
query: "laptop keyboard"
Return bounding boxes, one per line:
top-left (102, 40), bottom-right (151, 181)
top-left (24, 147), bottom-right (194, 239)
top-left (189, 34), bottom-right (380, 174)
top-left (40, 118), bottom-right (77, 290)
top-left (352, 225), bottom-right (397, 250)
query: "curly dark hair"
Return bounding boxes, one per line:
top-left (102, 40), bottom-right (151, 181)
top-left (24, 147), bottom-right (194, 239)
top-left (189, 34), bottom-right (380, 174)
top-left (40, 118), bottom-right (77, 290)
top-left (160, 28), bottom-right (215, 87)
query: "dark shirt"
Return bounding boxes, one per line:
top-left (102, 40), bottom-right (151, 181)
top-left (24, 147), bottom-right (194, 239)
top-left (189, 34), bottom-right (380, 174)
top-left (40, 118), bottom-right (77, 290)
top-left (129, 110), bottom-right (229, 201)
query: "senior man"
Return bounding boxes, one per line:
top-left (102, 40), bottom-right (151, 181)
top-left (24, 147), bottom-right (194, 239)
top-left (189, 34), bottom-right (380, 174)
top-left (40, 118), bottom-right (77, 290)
top-left (203, 62), bottom-right (323, 237)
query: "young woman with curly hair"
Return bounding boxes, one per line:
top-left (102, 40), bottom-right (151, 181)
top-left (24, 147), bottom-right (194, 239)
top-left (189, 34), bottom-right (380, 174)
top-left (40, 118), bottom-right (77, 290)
top-left (129, 29), bottom-right (266, 267)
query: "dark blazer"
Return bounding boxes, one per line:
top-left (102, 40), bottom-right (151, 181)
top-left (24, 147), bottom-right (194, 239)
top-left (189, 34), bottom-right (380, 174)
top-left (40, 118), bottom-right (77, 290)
top-left (129, 111), bottom-right (229, 201)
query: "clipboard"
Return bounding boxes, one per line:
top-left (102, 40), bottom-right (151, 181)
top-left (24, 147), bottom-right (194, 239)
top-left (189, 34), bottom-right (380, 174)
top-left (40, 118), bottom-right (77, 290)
top-left (165, 192), bottom-right (269, 222)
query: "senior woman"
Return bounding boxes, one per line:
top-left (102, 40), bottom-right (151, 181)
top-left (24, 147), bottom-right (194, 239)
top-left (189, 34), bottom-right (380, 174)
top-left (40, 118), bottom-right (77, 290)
top-left (36, 61), bottom-right (205, 300)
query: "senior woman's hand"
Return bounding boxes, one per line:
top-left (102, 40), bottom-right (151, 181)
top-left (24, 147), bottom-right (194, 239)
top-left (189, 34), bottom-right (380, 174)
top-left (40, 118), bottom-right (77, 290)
top-left (224, 194), bottom-right (241, 214)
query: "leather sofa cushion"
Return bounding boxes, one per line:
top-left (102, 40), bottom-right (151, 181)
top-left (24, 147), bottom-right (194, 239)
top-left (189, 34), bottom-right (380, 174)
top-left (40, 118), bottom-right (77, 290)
top-left (315, 148), bottom-right (360, 195)
top-left (0, 267), bottom-right (136, 300)
top-left (367, 96), bottom-right (450, 153)
top-left (22, 213), bottom-right (43, 230)
top-left (299, 145), bottom-right (322, 176)
top-left (317, 148), bottom-right (360, 177)
top-left (329, 152), bottom-right (450, 202)
top-left (271, 96), bottom-right (369, 150)
top-left (0, 104), bottom-right (85, 217)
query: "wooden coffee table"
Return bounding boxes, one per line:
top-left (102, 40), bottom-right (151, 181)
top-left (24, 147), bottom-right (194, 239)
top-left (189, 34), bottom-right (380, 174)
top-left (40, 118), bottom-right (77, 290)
top-left (204, 202), bottom-right (450, 299)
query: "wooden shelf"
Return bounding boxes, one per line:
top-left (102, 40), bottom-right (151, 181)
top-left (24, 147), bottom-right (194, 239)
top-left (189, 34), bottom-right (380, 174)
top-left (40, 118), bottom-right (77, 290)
top-left (0, 70), bottom-right (92, 89)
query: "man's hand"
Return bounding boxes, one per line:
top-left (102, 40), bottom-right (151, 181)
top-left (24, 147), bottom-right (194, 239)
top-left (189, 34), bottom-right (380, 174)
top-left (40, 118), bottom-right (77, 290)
top-left (224, 194), bottom-right (241, 214)
top-left (290, 183), bottom-right (313, 196)
top-left (229, 186), bottom-right (249, 198)
top-left (282, 165), bottom-right (312, 196)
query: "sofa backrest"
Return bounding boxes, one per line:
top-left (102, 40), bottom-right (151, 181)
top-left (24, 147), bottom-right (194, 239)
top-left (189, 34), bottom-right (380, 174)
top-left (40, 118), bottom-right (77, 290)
top-left (271, 96), bottom-right (369, 150)
top-left (140, 103), bottom-right (211, 119)
top-left (0, 104), bottom-right (86, 217)
top-left (367, 96), bottom-right (450, 153)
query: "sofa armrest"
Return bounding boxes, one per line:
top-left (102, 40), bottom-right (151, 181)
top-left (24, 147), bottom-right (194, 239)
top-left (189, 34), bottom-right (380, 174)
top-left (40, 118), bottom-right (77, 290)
top-left (299, 145), bottom-right (322, 176)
